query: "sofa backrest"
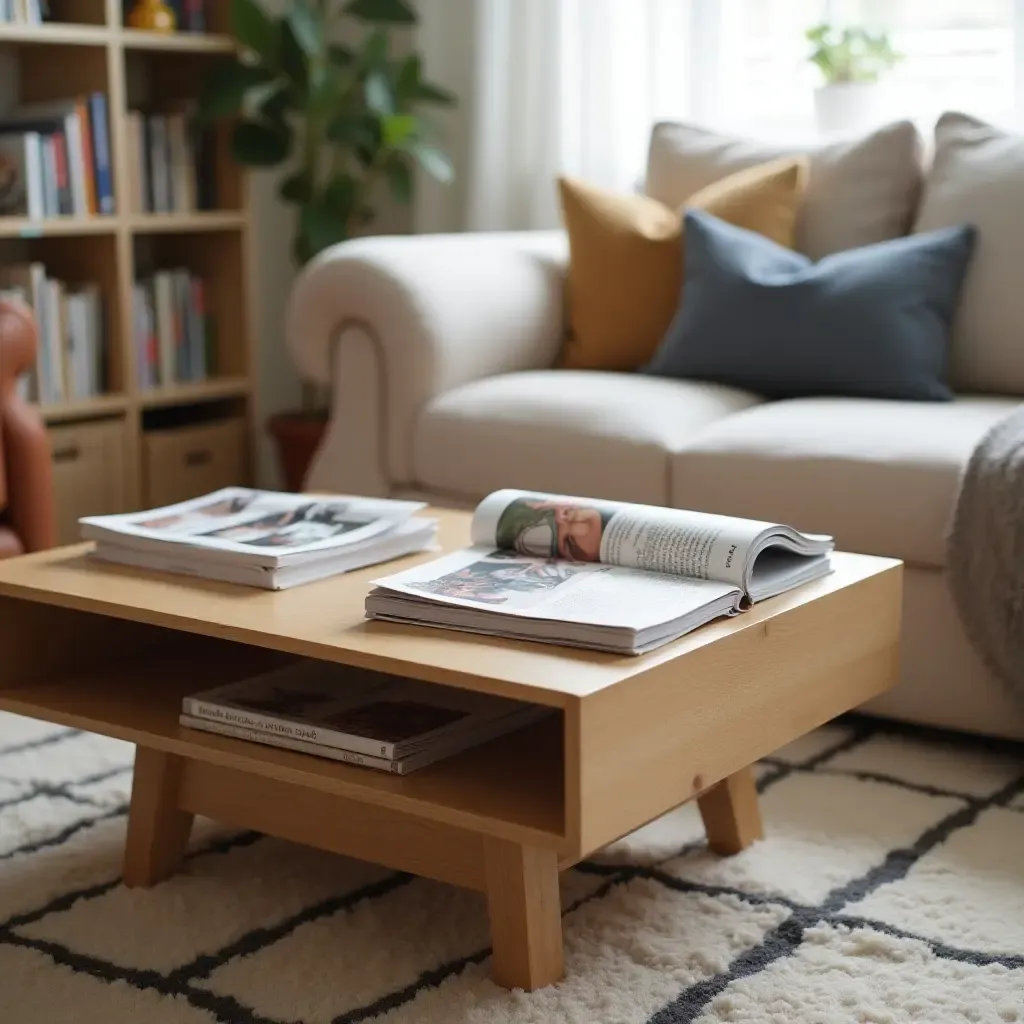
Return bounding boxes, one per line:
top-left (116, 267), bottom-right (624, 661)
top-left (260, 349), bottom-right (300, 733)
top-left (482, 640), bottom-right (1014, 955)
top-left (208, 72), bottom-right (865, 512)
top-left (645, 120), bottom-right (924, 262)
top-left (914, 112), bottom-right (1024, 396)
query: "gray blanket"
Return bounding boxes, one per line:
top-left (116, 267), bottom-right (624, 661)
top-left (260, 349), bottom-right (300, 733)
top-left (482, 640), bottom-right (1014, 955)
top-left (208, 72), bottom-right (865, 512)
top-left (947, 403), bottom-right (1024, 700)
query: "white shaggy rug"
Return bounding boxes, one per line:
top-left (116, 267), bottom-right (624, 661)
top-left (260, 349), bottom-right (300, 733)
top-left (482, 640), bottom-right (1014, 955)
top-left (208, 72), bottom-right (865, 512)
top-left (1, 712), bottom-right (1023, 1024)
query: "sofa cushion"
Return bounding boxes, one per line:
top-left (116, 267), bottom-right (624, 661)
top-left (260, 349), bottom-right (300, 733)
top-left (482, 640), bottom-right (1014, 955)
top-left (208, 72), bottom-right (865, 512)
top-left (414, 371), bottom-right (762, 505)
top-left (646, 120), bottom-right (923, 260)
top-left (558, 157), bottom-right (807, 372)
top-left (914, 112), bottom-right (1024, 396)
top-left (669, 395), bottom-right (1019, 569)
top-left (646, 210), bottom-right (976, 401)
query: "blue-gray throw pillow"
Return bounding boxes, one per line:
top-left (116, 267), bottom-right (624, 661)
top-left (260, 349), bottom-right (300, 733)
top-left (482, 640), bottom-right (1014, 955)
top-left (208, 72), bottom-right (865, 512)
top-left (644, 209), bottom-right (977, 401)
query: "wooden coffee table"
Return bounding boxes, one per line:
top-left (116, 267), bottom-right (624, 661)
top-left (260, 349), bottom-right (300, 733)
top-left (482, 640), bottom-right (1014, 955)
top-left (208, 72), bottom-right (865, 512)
top-left (0, 510), bottom-right (901, 991)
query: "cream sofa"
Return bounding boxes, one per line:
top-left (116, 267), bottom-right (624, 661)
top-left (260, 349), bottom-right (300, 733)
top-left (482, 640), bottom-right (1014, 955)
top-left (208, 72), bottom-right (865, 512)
top-left (287, 115), bottom-right (1024, 740)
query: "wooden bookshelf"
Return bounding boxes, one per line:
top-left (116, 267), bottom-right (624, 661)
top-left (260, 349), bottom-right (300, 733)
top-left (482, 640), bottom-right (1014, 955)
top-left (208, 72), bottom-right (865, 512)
top-left (0, 1), bottom-right (255, 543)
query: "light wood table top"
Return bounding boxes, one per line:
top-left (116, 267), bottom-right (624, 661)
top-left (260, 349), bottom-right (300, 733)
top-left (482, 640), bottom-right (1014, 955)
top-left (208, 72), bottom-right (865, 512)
top-left (0, 507), bottom-right (900, 708)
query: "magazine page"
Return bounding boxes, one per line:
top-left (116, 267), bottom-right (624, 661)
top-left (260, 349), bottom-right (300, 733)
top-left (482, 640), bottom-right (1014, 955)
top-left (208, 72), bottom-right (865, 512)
top-left (80, 487), bottom-right (425, 559)
top-left (471, 490), bottom-right (777, 588)
top-left (371, 546), bottom-right (741, 631)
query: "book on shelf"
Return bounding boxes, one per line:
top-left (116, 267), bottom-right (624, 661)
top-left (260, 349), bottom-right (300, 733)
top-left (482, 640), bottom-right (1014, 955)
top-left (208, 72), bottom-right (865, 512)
top-left (0, 93), bottom-right (113, 218)
top-left (365, 489), bottom-right (836, 655)
top-left (80, 487), bottom-right (439, 589)
top-left (180, 659), bottom-right (549, 774)
top-left (128, 107), bottom-right (215, 214)
top-left (0, 1), bottom-right (49, 24)
top-left (132, 268), bottom-right (208, 388)
top-left (0, 263), bottom-right (105, 404)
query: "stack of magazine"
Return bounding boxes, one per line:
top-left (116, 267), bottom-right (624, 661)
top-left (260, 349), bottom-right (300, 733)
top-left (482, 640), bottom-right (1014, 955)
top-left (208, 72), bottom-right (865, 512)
top-left (365, 489), bottom-right (835, 655)
top-left (80, 488), bottom-right (437, 589)
top-left (181, 660), bottom-right (549, 774)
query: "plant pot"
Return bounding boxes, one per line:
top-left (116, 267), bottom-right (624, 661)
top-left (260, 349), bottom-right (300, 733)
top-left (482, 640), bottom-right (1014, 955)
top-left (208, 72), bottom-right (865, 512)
top-left (267, 411), bottom-right (328, 493)
top-left (814, 82), bottom-right (878, 136)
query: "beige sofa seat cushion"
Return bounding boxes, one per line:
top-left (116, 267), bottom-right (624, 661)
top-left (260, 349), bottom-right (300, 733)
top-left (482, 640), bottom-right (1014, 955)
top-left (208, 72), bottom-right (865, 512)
top-left (914, 112), bottom-right (1024, 395)
top-left (414, 371), bottom-right (762, 505)
top-left (669, 396), bottom-right (1020, 569)
top-left (646, 120), bottom-right (923, 260)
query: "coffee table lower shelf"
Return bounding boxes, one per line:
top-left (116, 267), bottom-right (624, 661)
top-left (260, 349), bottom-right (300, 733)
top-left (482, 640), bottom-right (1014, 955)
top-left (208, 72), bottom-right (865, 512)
top-left (123, 740), bottom-right (763, 992)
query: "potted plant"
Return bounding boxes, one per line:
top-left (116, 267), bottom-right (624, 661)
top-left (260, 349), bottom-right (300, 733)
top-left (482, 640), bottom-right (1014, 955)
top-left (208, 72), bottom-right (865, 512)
top-left (199, 0), bottom-right (455, 491)
top-left (806, 23), bottom-right (902, 136)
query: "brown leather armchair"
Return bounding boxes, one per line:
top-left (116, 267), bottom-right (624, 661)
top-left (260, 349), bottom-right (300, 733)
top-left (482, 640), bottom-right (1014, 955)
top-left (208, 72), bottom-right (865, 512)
top-left (0, 300), bottom-right (55, 557)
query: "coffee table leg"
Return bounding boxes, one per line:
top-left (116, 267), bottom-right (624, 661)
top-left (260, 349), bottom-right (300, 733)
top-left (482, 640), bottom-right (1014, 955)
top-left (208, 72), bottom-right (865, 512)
top-left (697, 765), bottom-right (764, 855)
top-left (123, 746), bottom-right (194, 888)
top-left (483, 837), bottom-right (564, 991)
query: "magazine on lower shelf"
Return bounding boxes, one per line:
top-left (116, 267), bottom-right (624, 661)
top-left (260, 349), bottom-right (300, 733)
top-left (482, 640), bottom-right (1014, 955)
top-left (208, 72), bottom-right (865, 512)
top-left (80, 487), bottom-right (438, 589)
top-left (365, 489), bottom-right (834, 655)
top-left (180, 659), bottom-right (550, 773)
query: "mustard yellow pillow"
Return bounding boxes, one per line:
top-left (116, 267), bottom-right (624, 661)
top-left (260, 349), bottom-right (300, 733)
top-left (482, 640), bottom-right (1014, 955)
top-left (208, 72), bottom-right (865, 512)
top-left (558, 157), bottom-right (809, 371)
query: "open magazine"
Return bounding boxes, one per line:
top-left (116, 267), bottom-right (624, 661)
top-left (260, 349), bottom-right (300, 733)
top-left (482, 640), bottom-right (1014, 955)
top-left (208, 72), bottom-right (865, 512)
top-left (365, 489), bottom-right (834, 654)
top-left (80, 488), bottom-right (437, 589)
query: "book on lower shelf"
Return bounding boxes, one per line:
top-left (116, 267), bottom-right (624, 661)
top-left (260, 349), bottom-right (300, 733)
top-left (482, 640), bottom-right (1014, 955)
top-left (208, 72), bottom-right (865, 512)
top-left (0, 263), bottom-right (105, 403)
top-left (0, 93), bottom-right (113, 218)
top-left (180, 659), bottom-right (551, 774)
top-left (365, 489), bottom-right (836, 655)
top-left (133, 268), bottom-right (209, 388)
top-left (80, 486), bottom-right (439, 589)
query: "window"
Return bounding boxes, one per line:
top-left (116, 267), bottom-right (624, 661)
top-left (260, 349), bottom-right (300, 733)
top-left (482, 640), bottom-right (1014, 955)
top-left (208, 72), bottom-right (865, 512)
top-left (687, 0), bottom-right (1018, 137)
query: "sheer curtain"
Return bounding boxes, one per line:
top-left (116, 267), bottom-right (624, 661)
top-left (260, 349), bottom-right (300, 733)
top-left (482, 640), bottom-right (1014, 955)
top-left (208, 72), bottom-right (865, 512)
top-left (459, 0), bottom-right (691, 230)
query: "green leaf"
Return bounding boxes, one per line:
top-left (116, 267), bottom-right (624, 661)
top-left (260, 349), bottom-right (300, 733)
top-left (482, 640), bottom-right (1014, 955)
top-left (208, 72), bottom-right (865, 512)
top-left (415, 79), bottom-right (456, 107)
top-left (344, 0), bottom-right (416, 24)
top-left (385, 156), bottom-right (413, 204)
top-left (382, 113), bottom-right (416, 147)
top-left (280, 19), bottom-right (309, 95)
top-left (299, 200), bottom-right (350, 261)
top-left (230, 0), bottom-right (279, 64)
top-left (279, 172), bottom-right (313, 203)
top-left (198, 60), bottom-right (275, 120)
top-left (329, 43), bottom-right (356, 67)
top-left (286, 2), bottom-right (320, 57)
top-left (231, 119), bottom-right (291, 166)
top-left (364, 70), bottom-right (394, 116)
top-left (327, 112), bottom-right (378, 149)
top-left (324, 172), bottom-right (357, 220)
top-left (408, 141), bottom-right (453, 183)
top-left (359, 27), bottom-right (388, 70)
top-left (395, 54), bottom-right (420, 103)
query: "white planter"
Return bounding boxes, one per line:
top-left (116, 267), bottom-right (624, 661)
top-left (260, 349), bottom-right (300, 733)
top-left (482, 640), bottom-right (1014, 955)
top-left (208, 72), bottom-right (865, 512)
top-left (814, 82), bottom-right (879, 136)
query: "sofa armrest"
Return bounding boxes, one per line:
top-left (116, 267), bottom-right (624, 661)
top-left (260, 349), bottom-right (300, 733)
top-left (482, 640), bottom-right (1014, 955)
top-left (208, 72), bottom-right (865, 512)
top-left (287, 230), bottom-right (567, 490)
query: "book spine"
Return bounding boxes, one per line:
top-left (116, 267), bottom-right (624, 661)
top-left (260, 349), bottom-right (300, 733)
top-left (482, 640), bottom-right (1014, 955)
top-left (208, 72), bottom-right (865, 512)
top-left (179, 714), bottom-right (404, 773)
top-left (40, 136), bottom-right (57, 216)
top-left (173, 269), bottom-right (188, 380)
top-left (76, 100), bottom-right (97, 215)
top-left (63, 112), bottom-right (87, 216)
top-left (88, 93), bottom-right (114, 215)
top-left (181, 697), bottom-right (400, 759)
top-left (189, 276), bottom-right (205, 380)
top-left (24, 132), bottom-right (43, 219)
top-left (153, 271), bottom-right (175, 386)
top-left (52, 131), bottom-right (71, 215)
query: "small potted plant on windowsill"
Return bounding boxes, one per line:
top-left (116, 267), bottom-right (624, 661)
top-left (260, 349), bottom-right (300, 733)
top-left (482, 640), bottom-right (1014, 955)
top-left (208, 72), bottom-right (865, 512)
top-left (199, 0), bottom-right (455, 491)
top-left (806, 23), bottom-right (902, 136)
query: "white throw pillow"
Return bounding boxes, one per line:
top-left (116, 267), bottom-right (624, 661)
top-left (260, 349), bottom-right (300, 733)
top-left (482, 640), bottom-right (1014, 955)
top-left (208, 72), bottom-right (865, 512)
top-left (914, 112), bottom-right (1024, 396)
top-left (645, 120), bottom-right (924, 261)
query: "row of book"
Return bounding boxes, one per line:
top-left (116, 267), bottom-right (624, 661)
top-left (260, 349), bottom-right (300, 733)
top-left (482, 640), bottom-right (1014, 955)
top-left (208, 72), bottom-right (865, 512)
top-left (126, 110), bottom-right (216, 214)
top-left (0, 94), bottom-right (113, 219)
top-left (132, 268), bottom-right (210, 389)
top-left (0, 264), bottom-right (105, 404)
top-left (0, 0), bottom-right (47, 23)
top-left (122, 0), bottom-right (207, 32)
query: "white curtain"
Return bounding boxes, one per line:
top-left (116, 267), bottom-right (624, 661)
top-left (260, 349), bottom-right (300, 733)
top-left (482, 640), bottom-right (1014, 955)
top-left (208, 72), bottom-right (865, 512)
top-left (419, 0), bottom-right (692, 232)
